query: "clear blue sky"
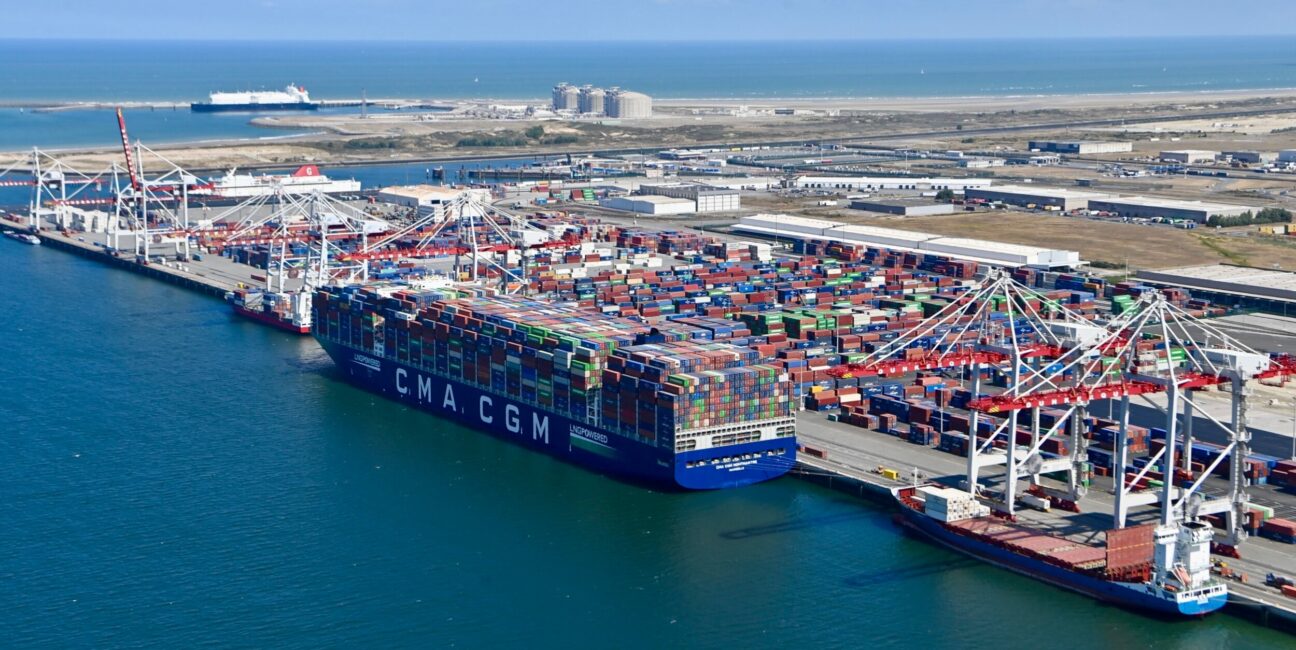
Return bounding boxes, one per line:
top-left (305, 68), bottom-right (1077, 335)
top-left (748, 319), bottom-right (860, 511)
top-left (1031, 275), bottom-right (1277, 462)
top-left (11, 0), bottom-right (1296, 40)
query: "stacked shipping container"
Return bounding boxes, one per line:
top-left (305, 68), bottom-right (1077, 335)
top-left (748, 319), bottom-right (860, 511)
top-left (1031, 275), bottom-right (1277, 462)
top-left (312, 286), bottom-right (793, 450)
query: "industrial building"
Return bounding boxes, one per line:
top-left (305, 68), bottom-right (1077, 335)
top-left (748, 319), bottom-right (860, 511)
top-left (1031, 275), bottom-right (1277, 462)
top-left (578, 86), bottom-right (605, 115)
top-left (732, 214), bottom-right (1080, 268)
top-left (1028, 140), bottom-right (1133, 155)
top-left (1160, 150), bottom-right (1219, 164)
top-left (793, 176), bottom-right (992, 192)
top-left (959, 158), bottom-right (1005, 169)
top-left (599, 195), bottom-right (694, 215)
top-left (1221, 151), bottom-right (1276, 164)
top-left (848, 197), bottom-right (955, 217)
top-left (1279, 150), bottom-right (1296, 164)
top-left (964, 185), bottom-right (1109, 211)
top-left (1137, 264), bottom-right (1296, 314)
top-left (605, 88), bottom-right (652, 119)
top-left (551, 83), bottom-right (579, 111)
top-left (376, 185), bottom-right (491, 220)
top-left (1086, 196), bottom-right (1252, 223)
top-left (731, 213), bottom-right (841, 238)
top-left (638, 182), bottom-right (740, 213)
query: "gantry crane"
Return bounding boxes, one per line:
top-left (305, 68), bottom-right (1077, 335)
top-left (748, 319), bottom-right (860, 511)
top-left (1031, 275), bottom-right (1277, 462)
top-left (844, 268), bottom-right (1296, 554)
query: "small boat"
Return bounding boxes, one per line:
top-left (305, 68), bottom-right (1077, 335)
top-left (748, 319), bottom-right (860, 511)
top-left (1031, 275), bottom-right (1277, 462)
top-left (4, 231), bottom-right (40, 245)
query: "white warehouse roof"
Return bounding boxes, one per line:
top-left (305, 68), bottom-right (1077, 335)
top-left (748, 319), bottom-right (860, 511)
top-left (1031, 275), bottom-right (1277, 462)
top-left (971, 185), bottom-right (1110, 201)
top-left (739, 213), bottom-right (843, 236)
top-left (830, 224), bottom-right (941, 249)
top-left (733, 214), bottom-right (1079, 267)
top-left (1136, 264), bottom-right (1296, 304)
top-left (1090, 196), bottom-right (1251, 214)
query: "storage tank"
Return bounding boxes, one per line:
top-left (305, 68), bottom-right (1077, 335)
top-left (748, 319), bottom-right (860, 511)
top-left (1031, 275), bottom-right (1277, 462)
top-left (551, 83), bottom-right (579, 111)
top-left (606, 88), bottom-right (652, 119)
top-left (578, 86), bottom-right (606, 114)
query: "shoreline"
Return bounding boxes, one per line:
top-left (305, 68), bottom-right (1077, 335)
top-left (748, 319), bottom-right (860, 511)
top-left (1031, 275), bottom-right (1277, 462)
top-left (10, 85), bottom-right (1296, 170)
top-left (4, 86), bottom-right (1296, 112)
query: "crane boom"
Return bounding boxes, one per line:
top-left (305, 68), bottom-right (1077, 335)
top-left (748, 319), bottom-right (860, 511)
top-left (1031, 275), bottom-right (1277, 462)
top-left (115, 107), bottom-right (141, 191)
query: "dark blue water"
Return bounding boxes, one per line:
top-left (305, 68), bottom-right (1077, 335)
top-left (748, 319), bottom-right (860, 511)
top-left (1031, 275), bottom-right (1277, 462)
top-left (1, 237), bottom-right (1289, 646)
top-left (2, 38), bottom-right (1296, 150)
top-left (3, 38), bottom-right (1295, 102)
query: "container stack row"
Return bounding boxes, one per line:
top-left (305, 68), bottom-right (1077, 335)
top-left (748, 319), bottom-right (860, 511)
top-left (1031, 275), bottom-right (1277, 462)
top-left (313, 286), bottom-right (792, 448)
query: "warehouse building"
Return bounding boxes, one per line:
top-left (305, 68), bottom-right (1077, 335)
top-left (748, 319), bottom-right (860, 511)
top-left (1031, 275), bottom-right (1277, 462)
top-left (638, 182), bottom-right (740, 213)
top-left (849, 197), bottom-right (955, 216)
top-left (964, 185), bottom-right (1110, 211)
top-left (1160, 149), bottom-right (1219, 164)
top-left (1278, 150), bottom-right (1296, 164)
top-left (1221, 151), bottom-right (1276, 164)
top-left (959, 158), bottom-right (1005, 169)
top-left (1137, 264), bottom-right (1296, 314)
top-left (793, 176), bottom-right (992, 192)
top-left (731, 214), bottom-right (843, 237)
top-left (1086, 196), bottom-right (1252, 223)
top-left (605, 88), bottom-right (652, 119)
top-left (377, 185), bottom-right (491, 220)
top-left (599, 195), bottom-right (694, 215)
top-left (1028, 140), bottom-right (1133, 155)
top-left (732, 214), bottom-right (1080, 268)
top-left (551, 83), bottom-right (579, 111)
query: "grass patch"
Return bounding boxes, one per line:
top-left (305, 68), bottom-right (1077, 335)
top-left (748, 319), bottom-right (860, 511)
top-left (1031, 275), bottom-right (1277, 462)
top-left (1196, 235), bottom-right (1250, 266)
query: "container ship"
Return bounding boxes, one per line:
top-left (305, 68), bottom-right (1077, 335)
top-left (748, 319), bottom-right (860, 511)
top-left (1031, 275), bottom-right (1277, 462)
top-left (191, 84), bottom-right (319, 112)
top-left (199, 165), bottom-right (362, 199)
top-left (226, 288), bottom-right (311, 334)
top-left (893, 484), bottom-right (1228, 617)
top-left (312, 285), bottom-right (797, 489)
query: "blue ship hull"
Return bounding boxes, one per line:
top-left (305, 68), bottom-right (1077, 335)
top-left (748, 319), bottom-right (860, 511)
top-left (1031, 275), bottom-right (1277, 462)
top-left (191, 102), bottom-right (320, 112)
top-left (895, 502), bottom-right (1227, 617)
top-left (316, 338), bottom-right (796, 490)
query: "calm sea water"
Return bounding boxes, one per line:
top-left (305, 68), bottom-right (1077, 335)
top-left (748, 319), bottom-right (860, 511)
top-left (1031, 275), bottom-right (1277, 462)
top-left (0, 239), bottom-right (1288, 646)
top-left (1, 37), bottom-right (1295, 150)
top-left (3, 38), bottom-right (1296, 102)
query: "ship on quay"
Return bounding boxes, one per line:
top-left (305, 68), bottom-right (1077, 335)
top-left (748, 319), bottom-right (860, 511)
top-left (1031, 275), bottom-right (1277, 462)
top-left (311, 285), bottom-right (798, 489)
top-left (191, 84), bottom-right (319, 112)
top-left (893, 484), bottom-right (1228, 616)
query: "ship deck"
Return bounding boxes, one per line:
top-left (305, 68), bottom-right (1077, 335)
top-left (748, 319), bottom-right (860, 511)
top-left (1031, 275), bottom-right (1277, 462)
top-left (792, 412), bottom-right (1296, 631)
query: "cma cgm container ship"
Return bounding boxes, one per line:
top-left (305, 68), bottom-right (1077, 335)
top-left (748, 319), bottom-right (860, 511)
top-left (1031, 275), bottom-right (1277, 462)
top-left (312, 285), bottom-right (797, 489)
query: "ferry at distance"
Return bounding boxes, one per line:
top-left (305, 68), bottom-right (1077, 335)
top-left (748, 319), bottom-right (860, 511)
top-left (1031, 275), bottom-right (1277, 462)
top-left (191, 84), bottom-right (320, 112)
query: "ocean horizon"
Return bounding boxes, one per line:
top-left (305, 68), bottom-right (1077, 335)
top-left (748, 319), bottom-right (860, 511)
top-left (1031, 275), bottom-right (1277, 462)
top-left (2, 37), bottom-right (1295, 102)
top-left (0, 36), bottom-right (1292, 151)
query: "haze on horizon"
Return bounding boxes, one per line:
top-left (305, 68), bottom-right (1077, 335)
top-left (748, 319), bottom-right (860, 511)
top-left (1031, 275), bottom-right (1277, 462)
top-left (9, 0), bottom-right (1296, 41)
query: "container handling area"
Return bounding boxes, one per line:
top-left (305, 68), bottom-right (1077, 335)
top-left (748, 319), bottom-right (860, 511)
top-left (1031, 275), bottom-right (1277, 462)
top-left (3, 131), bottom-right (1296, 630)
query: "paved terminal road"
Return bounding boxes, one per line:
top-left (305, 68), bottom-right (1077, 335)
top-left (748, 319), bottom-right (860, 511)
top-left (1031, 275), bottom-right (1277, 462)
top-left (1134, 313), bottom-right (1296, 360)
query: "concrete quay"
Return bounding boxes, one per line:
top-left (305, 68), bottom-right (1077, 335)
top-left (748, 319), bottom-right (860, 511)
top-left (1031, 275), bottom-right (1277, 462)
top-left (0, 216), bottom-right (260, 299)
